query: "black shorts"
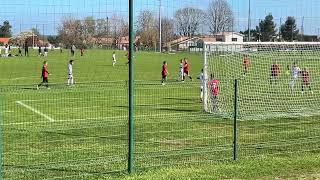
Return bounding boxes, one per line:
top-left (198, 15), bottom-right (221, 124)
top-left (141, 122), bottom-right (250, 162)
top-left (162, 74), bottom-right (167, 79)
top-left (42, 77), bottom-right (48, 83)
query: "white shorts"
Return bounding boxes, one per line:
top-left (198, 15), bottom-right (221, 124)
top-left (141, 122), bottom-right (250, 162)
top-left (68, 74), bottom-right (73, 80)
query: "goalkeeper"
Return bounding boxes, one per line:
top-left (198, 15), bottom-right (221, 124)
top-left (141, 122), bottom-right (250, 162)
top-left (209, 74), bottom-right (219, 112)
top-left (301, 68), bottom-right (313, 94)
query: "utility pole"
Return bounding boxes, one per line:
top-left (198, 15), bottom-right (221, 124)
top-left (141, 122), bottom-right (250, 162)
top-left (248, 0), bottom-right (251, 42)
top-left (159, 0), bottom-right (162, 53)
top-left (301, 16), bottom-right (304, 41)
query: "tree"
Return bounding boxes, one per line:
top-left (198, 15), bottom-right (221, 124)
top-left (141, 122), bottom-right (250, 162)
top-left (207, 0), bottom-right (234, 34)
top-left (31, 27), bottom-right (41, 36)
top-left (158, 17), bottom-right (175, 46)
top-left (240, 29), bottom-right (260, 42)
top-left (175, 7), bottom-right (204, 37)
top-left (280, 16), bottom-right (299, 42)
top-left (57, 17), bottom-right (85, 48)
top-left (110, 15), bottom-right (129, 47)
top-left (256, 14), bottom-right (277, 42)
top-left (136, 10), bottom-right (157, 48)
top-left (95, 19), bottom-right (108, 37)
top-left (47, 36), bottom-right (59, 46)
top-left (0, 20), bottom-right (12, 38)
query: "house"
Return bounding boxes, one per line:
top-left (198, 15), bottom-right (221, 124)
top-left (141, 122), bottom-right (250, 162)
top-left (166, 36), bottom-right (216, 52)
top-left (0, 38), bottom-right (10, 45)
top-left (214, 32), bottom-right (244, 43)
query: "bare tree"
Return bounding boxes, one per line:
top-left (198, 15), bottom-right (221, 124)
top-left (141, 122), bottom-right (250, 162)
top-left (57, 16), bottom-right (84, 47)
top-left (136, 10), bottom-right (158, 48)
top-left (95, 19), bottom-right (108, 37)
top-left (175, 7), bottom-right (204, 37)
top-left (109, 15), bottom-right (128, 47)
top-left (156, 17), bottom-right (175, 46)
top-left (207, 0), bottom-right (234, 34)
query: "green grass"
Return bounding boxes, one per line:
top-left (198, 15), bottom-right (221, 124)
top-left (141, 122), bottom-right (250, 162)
top-left (0, 49), bottom-right (320, 179)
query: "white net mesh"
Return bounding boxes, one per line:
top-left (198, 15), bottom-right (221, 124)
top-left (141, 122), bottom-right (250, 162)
top-left (204, 42), bottom-right (320, 120)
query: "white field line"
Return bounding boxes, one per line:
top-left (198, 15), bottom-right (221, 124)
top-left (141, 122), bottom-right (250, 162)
top-left (1, 112), bottom-right (192, 126)
top-left (16, 101), bottom-right (55, 122)
top-left (18, 94), bottom-right (199, 103)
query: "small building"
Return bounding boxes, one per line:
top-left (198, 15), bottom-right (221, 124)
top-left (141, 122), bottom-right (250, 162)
top-left (0, 38), bottom-right (10, 45)
top-left (214, 32), bottom-right (244, 43)
top-left (166, 36), bottom-right (217, 52)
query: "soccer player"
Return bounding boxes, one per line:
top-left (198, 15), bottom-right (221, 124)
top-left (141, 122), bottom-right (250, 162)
top-left (67, 60), bottom-right (74, 86)
top-left (161, 61), bottom-right (168, 85)
top-left (289, 62), bottom-right (301, 92)
top-left (80, 48), bottom-right (84, 56)
top-left (301, 68), bottom-right (313, 94)
top-left (4, 44), bottom-right (9, 57)
top-left (183, 59), bottom-right (193, 81)
top-left (112, 51), bottom-right (117, 67)
top-left (243, 54), bottom-right (250, 76)
top-left (38, 46), bottom-right (42, 56)
top-left (177, 59), bottom-right (184, 81)
top-left (24, 42), bottom-right (29, 56)
top-left (209, 74), bottom-right (219, 112)
top-left (37, 61), bottom-right (50, 89)
top-left (197, 69), bottom-right (205, 102)
top-left (18, 46), bottom-right (22, 56)
top-left (270, 61), bottom-right (280, 84)
top-left (44, 46), bottom-right (48, 57)
top-left (125, 51), bottom-right (130, 65)
top-left (71, 45), bottom-right (76, 57)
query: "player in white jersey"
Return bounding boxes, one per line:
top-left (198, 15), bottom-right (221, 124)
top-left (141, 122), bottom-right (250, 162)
top-left (67, 60), bottom-right (74, 85)
top-left (289, 62), bottom-right (301, 92)
top-left (112, 51), bottom-right (116, 67)
top-left (197, 69), bottom-right (205, 102)
top-left (4, 44), bottom-right (9, 57)
top-left (177, 59), bottom-right (184, 81)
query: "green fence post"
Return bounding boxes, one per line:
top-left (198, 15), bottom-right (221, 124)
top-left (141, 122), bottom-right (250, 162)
top-left (0, 93), bottom-right (3, 179)
top-left (233, 79), bottom-right (238, 161)
top-left (128, 0), bottom-right (134, 174)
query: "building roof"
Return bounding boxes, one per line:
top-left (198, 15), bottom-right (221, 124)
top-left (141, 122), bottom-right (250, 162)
top-left (214, 32), bottom-right (244, 37)
top-left (0, 38), bottom-right (10, 44)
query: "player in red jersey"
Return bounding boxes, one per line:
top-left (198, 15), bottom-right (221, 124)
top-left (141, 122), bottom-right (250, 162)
top-left (301, 68), bottom-right (313, 94)
top-left (161, 61), bottom-right (168, 85)
top-left (243, 54), bottom-right (250, 76)
top-left (209, 74), bottom-right (219, 112)
top-left (37, 61), bottom-right (50, 89)
top-left (80, 48), bottom-right (84, 56)
top-left (126, 51), bottom-right (130, 65)
top-left (270, 61), bottom-right (280, 84)
top-left (183, 59), bottom-right (193, 81)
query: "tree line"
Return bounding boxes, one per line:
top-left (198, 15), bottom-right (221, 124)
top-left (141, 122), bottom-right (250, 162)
top-left (241, 14), bottom-right (302, 42)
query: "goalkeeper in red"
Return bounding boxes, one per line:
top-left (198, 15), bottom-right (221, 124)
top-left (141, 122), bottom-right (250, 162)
top-left (301, 68), bottom-right (313, 94)
top-left (161, 61), bottom-right (168, 85)
top-left (209, 74), bottom-right (219, 112)
top-left (270, 61), bottom-right (280, 84)
top-left (243, 54), bottom-right (250, 76)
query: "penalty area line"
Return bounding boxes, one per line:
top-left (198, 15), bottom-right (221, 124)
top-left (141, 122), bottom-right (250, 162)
top-left (16, 101), bottom-right (55, 122)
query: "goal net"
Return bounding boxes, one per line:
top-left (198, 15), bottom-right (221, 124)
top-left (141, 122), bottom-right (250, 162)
top-left (203, 42), bottom-right (320, 120)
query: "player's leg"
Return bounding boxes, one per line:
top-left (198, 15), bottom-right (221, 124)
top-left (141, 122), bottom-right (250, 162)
top-left (200, 86), bottom-right (204, 102)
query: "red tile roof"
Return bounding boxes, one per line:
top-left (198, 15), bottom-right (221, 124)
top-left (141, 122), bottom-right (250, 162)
top-left (0, 38), bottom-right (10, 44)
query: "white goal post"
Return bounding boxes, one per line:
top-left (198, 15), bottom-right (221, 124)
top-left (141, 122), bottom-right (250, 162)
top-left (203, 42), bottom-right (320, 120)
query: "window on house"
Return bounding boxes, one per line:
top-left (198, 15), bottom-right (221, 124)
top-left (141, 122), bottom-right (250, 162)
top-left (232, 38), bottom-right (238, 42)
top-left (216, 38), bottom-right (223, 42)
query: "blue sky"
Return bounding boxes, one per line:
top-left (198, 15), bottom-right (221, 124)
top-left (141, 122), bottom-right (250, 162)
top-left (0, 0), bottom-right (320, 35)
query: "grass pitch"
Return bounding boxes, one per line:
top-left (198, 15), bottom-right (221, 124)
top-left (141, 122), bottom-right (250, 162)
top-left (0, 49), bottom-right (320, 179)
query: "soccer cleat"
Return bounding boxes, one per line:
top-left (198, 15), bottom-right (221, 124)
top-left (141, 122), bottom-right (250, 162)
top-left (36, 85), bottom-right (39, 90)
top-left (162, 83), bottom-right (165, 86)
top-left (311, 91), bottom-right (314, 94)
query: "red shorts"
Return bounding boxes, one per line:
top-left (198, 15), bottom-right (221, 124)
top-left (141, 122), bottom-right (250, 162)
top-left (302, 81), bottom-right (310, 85)
top-left (184, 71), bottom-right (189, 75)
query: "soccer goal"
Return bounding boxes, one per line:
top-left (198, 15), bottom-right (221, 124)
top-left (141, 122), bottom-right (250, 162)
top-left (203, 42), bottom-right (320, 120)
